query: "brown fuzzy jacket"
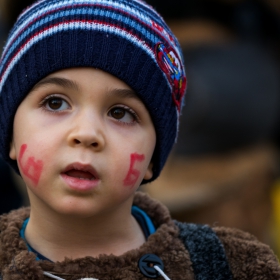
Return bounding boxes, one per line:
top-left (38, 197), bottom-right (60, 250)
top-left (0, 192), bottom-right (279, 280)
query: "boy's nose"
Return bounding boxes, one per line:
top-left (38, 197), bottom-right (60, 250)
top-left (67, 112), bottom-right (105, 151)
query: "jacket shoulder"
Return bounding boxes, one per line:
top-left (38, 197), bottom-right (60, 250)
top-left (214, 226), bottom-right (280, 279)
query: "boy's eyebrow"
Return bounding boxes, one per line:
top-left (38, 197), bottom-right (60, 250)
top-left (108, 88), bottom-right (140, 100)
top-left (31, 77), bottom-right (140, 100)
top-left (31, 77), bottom-right (80, 92)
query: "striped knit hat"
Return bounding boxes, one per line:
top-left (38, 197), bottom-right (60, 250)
top-left (0, 0), bottom-right (186, 182)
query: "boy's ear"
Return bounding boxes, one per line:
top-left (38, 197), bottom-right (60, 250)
top-left (9, 138), bottom-right (17, 160)
top-left (143, 162), bottom-right (153, 181)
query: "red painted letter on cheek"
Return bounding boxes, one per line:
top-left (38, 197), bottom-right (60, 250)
top-left (19, 144), bottom-right (43, 186)
top-left (123, 153), bottom-right (145, 187)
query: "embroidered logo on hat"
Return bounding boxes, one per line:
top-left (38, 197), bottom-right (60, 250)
top-left (155, 42), bottom-right (186, 111)
top-left (152, 21), bottom-right (175, 44)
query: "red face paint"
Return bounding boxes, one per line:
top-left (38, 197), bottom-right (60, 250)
top-left (19, 144), bottom-right (43, 186)
top-left (123, 153), bottom-right (145, 187)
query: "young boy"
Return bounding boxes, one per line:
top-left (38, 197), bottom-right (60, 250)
top-left (0, 0), bottom-right (279, 279)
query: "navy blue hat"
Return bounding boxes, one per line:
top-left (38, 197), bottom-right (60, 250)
top-left (0, 0), bottom-right (186, 182)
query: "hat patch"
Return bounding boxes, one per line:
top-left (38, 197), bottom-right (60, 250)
top-left (155, 42), bottom-right (186, 111)
top-left (152, 21), bottom-right (175, 43)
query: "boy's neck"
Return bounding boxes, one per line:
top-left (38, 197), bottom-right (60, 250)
top-left (24, 199), bottom-right (146, 262)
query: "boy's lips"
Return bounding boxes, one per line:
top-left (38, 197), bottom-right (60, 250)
top-left (61, 163), bottom-right (100, 191)
top-left (65, 170), bottom-right (94, 180)
top-left (62, 162), bottom-right (99, 179)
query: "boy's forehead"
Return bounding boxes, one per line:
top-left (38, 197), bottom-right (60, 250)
top-left (29, 68), bottom-right (142, 101)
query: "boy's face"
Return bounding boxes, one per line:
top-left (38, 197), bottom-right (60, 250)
top-left (9, 67), bottom-right (156, 217)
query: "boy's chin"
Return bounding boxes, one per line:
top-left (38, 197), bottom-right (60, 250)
top-left (49, 201), bottom-right (107, 219)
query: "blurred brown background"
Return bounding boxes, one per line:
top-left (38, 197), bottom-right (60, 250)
top-left (142, 0), bottom-right (280, 252)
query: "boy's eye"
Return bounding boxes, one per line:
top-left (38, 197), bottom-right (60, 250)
top-left (109, 107), bottom-right (137, 123)
top-left (44, 97), bottom-right (70, 111)
top-left (111, 108), bottom-right (125, 119)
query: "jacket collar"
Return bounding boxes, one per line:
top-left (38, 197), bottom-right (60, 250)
top-left (0, 192), bottom-right (194, 280)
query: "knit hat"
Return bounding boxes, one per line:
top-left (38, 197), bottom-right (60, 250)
top-left (0, 0), bottom-right (186, 183)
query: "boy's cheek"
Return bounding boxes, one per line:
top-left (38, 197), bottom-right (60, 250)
top-left (123, 153), bottom-right (146, 188)
top-left (18, 144), bottom-right (44, 187)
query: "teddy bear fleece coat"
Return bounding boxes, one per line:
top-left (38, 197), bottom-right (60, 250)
top-left (0, 192), bottom-right (280, 280)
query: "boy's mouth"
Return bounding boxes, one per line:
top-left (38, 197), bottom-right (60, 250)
top-left (62, 163), bottom-right (98, 181)
top-left (65, 170), bottom-right (95, 180)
